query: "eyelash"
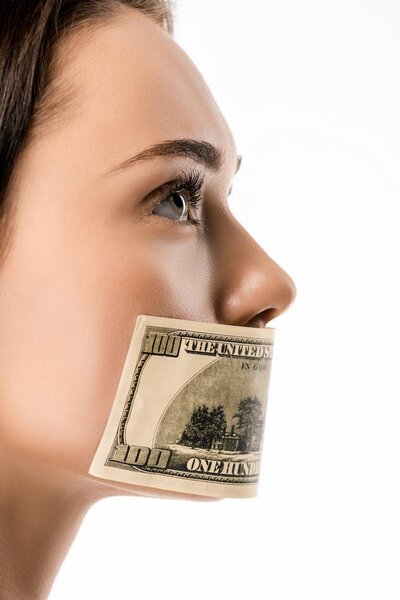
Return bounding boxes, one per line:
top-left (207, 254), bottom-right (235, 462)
top-left (150, 168), bottom-right (205, 227)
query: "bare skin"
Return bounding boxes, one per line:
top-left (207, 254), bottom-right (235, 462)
top-left (0, 7), bottom-right (296, 599)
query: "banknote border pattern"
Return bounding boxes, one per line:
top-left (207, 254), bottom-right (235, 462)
top-left (105, 326), bottom-right (273, 486)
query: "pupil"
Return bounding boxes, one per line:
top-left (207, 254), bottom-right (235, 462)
top-left (173, 191), bottom-right (185, 214)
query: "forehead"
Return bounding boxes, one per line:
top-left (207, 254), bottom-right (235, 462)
top-left (43, 8), bottom-right (236, 174)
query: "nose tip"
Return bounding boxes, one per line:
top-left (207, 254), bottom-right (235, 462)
top-left (216, 267), bottom-right (297, 328)
top-left (274, 271), bottom-right (297, 316)
top-left (243, 270), bottom-right (297, 328)
top-left (214, 216), bottom-right (297, 329)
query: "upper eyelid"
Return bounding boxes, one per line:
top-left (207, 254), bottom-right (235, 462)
top-left (152, 177), bottom-right (184, 197)
top-left (144, 178), bottom-right (183, 207)
top-left (148, 169), bottom-right (202, 200)
top-left (147, 169), bottom-right (234, 207)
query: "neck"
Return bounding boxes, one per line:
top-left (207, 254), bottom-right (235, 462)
top-left (0, 447), bottom-right (110, 600)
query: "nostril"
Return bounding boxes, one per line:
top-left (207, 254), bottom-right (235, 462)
top-left (247, 308), bottom-right (279, 328)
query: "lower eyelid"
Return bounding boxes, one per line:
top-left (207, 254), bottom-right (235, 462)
top-left (145, 212), bottom-right (195, 229)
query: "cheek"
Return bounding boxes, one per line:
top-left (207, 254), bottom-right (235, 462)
top-left (0, 215), bottom-right (213, 476)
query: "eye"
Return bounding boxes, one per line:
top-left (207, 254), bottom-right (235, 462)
top-left (153, 189), bottom-right (190, 222)
top-left (150, 168), bottom-right (205, 226)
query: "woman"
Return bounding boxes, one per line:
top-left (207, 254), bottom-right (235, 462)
top-left (0, 0), bottom-right (297, 597)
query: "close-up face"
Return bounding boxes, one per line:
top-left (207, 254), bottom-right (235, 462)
top-left (0, 7), bottom-right (296, 501)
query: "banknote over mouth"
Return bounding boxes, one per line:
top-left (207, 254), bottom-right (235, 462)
top-left (88, 315), bottom-right (275, 498)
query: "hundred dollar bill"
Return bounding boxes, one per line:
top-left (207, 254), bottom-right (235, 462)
top-left (88, 314), bottom-right (275, 498)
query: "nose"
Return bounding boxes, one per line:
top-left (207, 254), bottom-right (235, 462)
top-left (212, 212), bottom-right (297, 328)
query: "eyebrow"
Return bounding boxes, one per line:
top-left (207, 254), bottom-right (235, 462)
top-left (104, 138), bottom-right (242, 176)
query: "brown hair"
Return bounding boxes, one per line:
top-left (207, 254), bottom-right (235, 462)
top-left (0, 0), bottom-right (175, 265)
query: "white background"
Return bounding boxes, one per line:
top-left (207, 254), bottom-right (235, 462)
top-left (50, 1), bottom-right (400, 598)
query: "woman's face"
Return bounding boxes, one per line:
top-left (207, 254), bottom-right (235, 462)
top-left (0, 9), bottom-right (296, 500)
